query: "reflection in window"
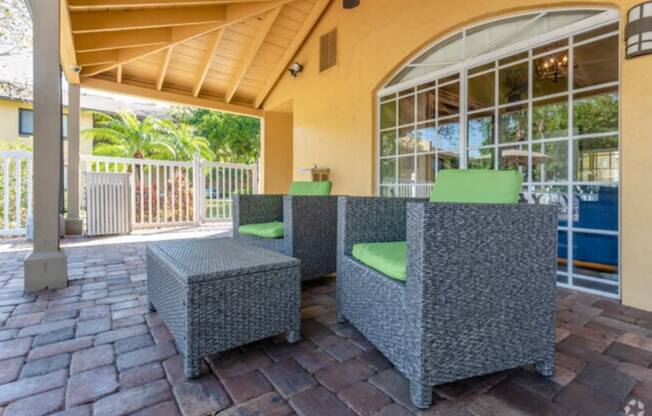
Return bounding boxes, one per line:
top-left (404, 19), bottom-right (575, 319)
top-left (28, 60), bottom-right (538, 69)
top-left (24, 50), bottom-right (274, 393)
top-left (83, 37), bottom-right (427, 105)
top-left (399, 95), bottom-right (415, 125)
top-left (499, 61), bottom-right (529, 104)
top-left (573, 136), bottom-right (619, 182)
top-left (417, 154), bottom-right (436, 184)
top-left (533, 50), bottom-right (569, 97)
top-left (532, 97), bottom-right (568, 139)
top-left (438, 82), bottom-right (460, 116)
top-left (380, 101), bottom-right (396, 129)
top-left (416, 122), bottom-right (436, 153)
top-left (417, 89), bottom-right (437, 122)
top-left (572, 232), bottom-right (619, 282)
top-left (467, 72), bottom-right (494, 110)
top-left (380, 130), bottom-right (396, 157)
top-left (468, 148), bottom-right (494, 169)
top-left (573, 89), bottom-right (618, 135)
top-left (468, 112), bottom-right (494, 147)
top-left (532, 141), bottom-right (568, 182)
top-left (573, 185), bottom-right (618, 231)
top-left (499, 104), bottom-right (528, 143)
top-left (398, 156), bottom-right (415, 183)
top-left (437, 118), bottom-right (459, 151)
top-left (398, 127), bottom-right (416, 155)
top-left (380, 159), bottom-right (396, 184)
top-left (573, 36), bottom-right (618, 89)
top-left (499, 145), bottom-right (528, 180)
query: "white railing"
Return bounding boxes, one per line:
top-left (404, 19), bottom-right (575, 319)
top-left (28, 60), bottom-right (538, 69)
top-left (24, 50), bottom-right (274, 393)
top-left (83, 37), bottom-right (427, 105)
top-left (0, 151), bottom-right (32, 237)
top-left (395, 183), bottom-right (432, 198)
top-left (201, 160), bottom-right (258, 220)
top-left (85, 172), bottom-right (131, 236)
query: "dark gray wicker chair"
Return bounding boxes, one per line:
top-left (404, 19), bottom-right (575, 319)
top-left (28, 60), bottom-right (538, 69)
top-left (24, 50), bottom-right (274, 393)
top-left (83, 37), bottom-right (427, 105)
top-left (336, 196), bottom-right (558, 409)
top-left (233, 194), bottom-right (338, 281)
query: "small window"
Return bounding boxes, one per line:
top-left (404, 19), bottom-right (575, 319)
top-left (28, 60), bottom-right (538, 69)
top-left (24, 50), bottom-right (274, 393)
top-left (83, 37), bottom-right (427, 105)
top-left (18, 109), bottom-right (33, 136)
top-left (19, 109), bottom-right (69, 138)
top-left (320, 28), bottom-right (337, 73)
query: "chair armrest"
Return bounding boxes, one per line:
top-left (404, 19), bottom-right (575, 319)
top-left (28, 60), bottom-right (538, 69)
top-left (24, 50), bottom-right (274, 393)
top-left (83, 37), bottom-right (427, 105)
top-left (337, 196), bottom-right (425, 256)
top-left (232, 194), bottom-right (283, 233)
top-left (404, 202), bottom-right (558, 360)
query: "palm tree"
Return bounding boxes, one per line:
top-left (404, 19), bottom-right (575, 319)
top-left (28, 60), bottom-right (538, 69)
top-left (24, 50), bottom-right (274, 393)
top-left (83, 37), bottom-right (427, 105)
top-left (157, 119), bottom-right (214, 161)
top-left (84, 112), bottom-right (176, 160)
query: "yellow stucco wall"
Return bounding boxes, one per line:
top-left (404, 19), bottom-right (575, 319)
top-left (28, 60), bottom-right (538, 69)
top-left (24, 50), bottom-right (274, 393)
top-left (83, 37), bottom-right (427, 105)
top-left (262, 107), bottom-right (294, 194)
top-left (0, 99), bottom-right (94, 155)
top-left (262, 0), bottom-right (652, 310)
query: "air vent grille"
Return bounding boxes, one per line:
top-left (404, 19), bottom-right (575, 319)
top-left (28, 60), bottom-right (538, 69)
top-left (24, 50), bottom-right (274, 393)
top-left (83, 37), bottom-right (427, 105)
top-left (320, 29), bottom-right (337, 73)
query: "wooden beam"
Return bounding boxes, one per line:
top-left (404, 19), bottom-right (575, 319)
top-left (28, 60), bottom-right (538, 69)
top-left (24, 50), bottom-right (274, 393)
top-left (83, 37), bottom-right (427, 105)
top-left (60, 0), bottom-right (80, 84)
top-left (81, 0), bottom-right (293, 77)
top-left (225, 6), bottom-right (280, 103)
top-left (82, 77), bottom-right (263, 117)
top-left (157, 48), bottom-right (173, 91)
top-left (77, 50), bottom-right (118, 66)
top-left (75, 28), bottom-right (170, 52)
top-left (192, 30), bottom-right (224, 97)
top-left (69, 0), bottom-right (273, 10)
top-left (254, 0), bottom-right (331, 108)
top-left (70, 5), bottom-right (226, 34)
top-left (117, 65), bottom-right (123, 83)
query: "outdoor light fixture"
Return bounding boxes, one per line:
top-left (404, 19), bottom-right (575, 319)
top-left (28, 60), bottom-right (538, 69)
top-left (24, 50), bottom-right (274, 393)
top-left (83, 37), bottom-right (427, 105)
top-left (343, 0), bottom-right (359, 9)
top-left (626, 2), bottom-right (652, 58)
top-left (288, 62), bottom-right (304, 78)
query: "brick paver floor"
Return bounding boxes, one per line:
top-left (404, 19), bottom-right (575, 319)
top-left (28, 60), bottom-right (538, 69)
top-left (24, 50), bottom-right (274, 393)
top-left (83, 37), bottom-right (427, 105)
top-left (0, 233), bottom-right (651, 415)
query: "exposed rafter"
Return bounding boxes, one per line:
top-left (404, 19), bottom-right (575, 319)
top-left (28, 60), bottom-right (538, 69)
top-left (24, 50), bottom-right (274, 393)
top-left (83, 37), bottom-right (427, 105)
top-left (69, 0), bottom-right (274, 10)
top-left (77, 50), bottom-right (118, 66)
top-left (75, 28), bottom-right (170, 52)
top-left (116, 65), bottom-right (123, 83)
top-left (60, 0), bottom-right (80, 84)
top-left (254, 0), bottom-right (331, 108)
top-left (225, 6), bottom-right (281, 103)
top-left (192, 30), bottom-right (225, 97)
top-left (70, 5), bottom-right (226, 34)
top-left (79, 0), bottom-right (293, 77)
top-left (157, 48), bottom-right (173, 91)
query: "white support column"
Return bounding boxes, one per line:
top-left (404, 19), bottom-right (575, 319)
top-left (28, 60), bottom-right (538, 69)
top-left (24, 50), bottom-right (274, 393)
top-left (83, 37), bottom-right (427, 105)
top-left (65, 83), bottom-right (82, 235)
top-left (24, 0), bottom-right (68, 291)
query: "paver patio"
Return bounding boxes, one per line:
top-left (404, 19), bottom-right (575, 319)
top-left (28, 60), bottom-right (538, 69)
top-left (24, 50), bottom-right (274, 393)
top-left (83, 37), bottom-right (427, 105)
top-left (0, 228), bottom-right (650, 416)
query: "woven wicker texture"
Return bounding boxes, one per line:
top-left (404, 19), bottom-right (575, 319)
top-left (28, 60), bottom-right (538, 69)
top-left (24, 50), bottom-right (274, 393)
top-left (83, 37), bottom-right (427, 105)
top-left (147, 237), bottom-right (301, 378)
top-left (336, 196), bottom-right (557, 409)
top-left (233, 194), bottom-right (338, 281)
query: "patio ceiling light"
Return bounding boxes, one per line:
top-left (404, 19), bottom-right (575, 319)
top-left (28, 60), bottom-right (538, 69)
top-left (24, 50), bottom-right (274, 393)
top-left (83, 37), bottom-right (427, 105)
top-left (288, 62), bottom-right (304, 78)
top-left (626, 2), bottom-right (652, 58)
top-left (343, 0), bottom-right (360, 9)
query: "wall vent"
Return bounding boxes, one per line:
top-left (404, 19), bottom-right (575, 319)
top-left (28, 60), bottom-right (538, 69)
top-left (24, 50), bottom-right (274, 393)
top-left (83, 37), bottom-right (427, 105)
top-left (320, 29), bottom-right (337, 73)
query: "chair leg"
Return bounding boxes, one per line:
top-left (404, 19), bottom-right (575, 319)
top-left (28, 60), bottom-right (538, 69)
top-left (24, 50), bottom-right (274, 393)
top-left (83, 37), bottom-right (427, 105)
top-left (535, 358), bottom-right (555, 377)
top-left (287, 329), bottom-right (300, 344)
top-left (409, 379), bottom-right (433, 409)
top-left (146, 301), bottom-right (156, 312)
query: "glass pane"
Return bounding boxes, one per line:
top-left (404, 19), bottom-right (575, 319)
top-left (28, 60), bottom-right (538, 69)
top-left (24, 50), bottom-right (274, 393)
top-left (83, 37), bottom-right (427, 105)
top-left (379, 186), bottom-right (397, 197)
top-left (468, 62), bottom-right (494, 76)
top-left (467, 111), bottom-right (494, 147)
top-left (417, 89), bottom-right (436, 122)
top-left (573, 36), bottom-right (618, 89)
top-left (499, 61), bottom-right (528, 104)
top-left (417, 81), bottom-right (436, 91)
top-left (437, 118), bottom-right (460, 151)
top-left (398, 156), bottom-right (415, 183)
top-left (572, 276), bottom-right (618, 295)
top-left (467, 72), bottom-right (495, 110)
top-left (574, 22), bottom-right (618, 43)
top-left (380, 130), bottom-right (396, 157)
top-left (533, 39), bottom-right (569, 56)
top-left (380, 158), bottom-right (396, 184)
top-left (532, 96), bottom-right (568, 139)
top-left (439, 82), bottom-right (460, 116)
top-left (380, 101), bottom-right (396, 129)
top-left (380, 93), bottom-right (396, 102)
top-left (532, 141), bottom-right (568, 182)
top-left (498, 144), bottom-right (528, 180)
top-left (398, 127), bottom-right (416, 155)
top-left (467, 148), bottom-right (494, 169)
top-left (572, 232), bottom-right (619, 282)
top-left (439, 73), bottom-right (459, 84)
top-left (499, 51), bottom-right (528, 66)
top-left (498, 104), bottom-right (528, 143)
top-left (557, 274), bottom-right (569, 284)
top-left (573, 88), bottom-right (618, 136)
top-left (398, 95), bottom-right (415, 125)
top-left (533, 50), bottom-right (569, 98)
top-left (416, 122), bottom-right (436, 153)
top-left (416, 154), bottom-right (436, 184)
top-left (573, 136), bottom-right (619, 182)
top-left (531, 185), bottom-right (569, 226)
top-left (558, 230), bottom-right (569, 273)
top-left (573, 184), bottom-right (619, 231)
top-left (438, 150), bottom-right (460, 171)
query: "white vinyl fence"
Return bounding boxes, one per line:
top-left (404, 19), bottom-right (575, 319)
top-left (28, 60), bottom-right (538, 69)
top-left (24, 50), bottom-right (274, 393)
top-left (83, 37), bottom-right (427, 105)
top-left (0, 151), bottom-right (257, 237)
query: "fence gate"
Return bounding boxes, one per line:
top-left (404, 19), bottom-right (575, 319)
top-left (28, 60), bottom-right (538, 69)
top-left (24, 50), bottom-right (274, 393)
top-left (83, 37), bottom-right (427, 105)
top-left (0, 151), bottom-right (32, 237)
top-left (85, 172), bottom-right (131, 236)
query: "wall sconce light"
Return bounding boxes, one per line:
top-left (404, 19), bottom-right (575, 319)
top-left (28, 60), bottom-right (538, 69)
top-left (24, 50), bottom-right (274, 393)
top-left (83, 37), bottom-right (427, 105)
top-left (626, 2), bottom-right (652, 59)
top-left (343, 0), bottom-right (359, 9)
top-left (288, 62), bottom-right (304, 78)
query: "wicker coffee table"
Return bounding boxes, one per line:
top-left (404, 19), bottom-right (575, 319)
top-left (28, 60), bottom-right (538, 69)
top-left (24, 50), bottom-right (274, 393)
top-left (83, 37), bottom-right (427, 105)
top-left (146, 237), bottom-right (301, 378)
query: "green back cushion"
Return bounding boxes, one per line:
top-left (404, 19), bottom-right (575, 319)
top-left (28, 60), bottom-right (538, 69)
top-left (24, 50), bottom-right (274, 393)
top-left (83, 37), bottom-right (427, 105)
top-left (238, 221), bottom-right (284, 239)
top-left (430, 169), bottom-right (522, 204)
top-left (288, 181), bottom-right (332, 196)
top-left (352, 241), bottom-right (407, 282)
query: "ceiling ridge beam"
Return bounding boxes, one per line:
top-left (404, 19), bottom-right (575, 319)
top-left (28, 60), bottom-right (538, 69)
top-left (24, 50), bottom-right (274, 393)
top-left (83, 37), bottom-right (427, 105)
top-left (224, 6), bottom-right (281, 103)
top-left (192, 29), bottom-right (225, 97)
top-left (80, 0), bottom-right (294, 77)
top-left (254, 0), bottom-right (331, 108)
top-left (157, 47), bottom-right (174, 90)
top-left (70, 5), bottom-right (226, 34)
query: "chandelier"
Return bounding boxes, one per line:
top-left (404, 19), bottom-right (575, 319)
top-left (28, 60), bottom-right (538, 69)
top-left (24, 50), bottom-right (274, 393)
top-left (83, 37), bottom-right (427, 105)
top-left (536, 53), bottom-right (570, 83)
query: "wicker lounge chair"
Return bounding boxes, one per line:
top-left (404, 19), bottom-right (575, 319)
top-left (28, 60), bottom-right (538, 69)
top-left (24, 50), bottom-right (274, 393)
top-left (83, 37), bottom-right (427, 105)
top-left (336, 170), bottom-right (558, 409)
top-left (233, 181), bottom-right (337, 281)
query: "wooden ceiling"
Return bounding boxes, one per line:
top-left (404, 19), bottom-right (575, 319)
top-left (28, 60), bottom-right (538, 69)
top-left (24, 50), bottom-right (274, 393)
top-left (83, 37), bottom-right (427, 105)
top-left (60, 0), bottom-right (331, 116)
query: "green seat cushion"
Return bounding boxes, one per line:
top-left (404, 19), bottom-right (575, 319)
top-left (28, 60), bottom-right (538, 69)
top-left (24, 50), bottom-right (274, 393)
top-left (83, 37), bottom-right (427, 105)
top-left (288, 181), bottom-right (332, 196)
top-left (238, 221), bottom-right (284, 239)
top-left (352, 241), bottom-right (407, 282)
top-left (430, 169), bottom-right (522, 204)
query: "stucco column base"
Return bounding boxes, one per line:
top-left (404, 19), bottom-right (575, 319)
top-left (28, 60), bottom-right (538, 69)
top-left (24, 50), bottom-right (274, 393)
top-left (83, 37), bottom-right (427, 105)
top-left (24, 250), bottom-right (68, 291)
top-left (64, 218), bottom-right (83, 235)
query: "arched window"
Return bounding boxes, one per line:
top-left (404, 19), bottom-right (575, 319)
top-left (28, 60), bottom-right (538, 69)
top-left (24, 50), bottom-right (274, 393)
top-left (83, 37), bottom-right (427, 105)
top-left (377, 8), bottom-right (621, 297)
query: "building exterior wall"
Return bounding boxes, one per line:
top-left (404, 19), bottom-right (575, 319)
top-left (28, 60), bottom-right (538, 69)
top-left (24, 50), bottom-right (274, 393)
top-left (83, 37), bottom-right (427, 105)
top-left (262, 109), bottom-right (294, 194)
top-left (0, 99), bottom-right (94, 155)
top-left (262, 0), bottom-right (652, 310)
